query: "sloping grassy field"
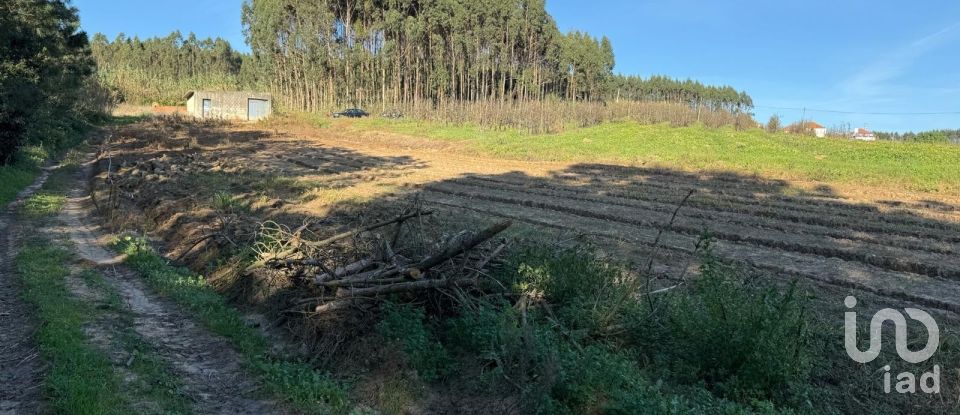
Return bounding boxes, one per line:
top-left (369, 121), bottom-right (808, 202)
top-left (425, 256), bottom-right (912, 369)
top-left (349, 119), bottom-right (960, 193)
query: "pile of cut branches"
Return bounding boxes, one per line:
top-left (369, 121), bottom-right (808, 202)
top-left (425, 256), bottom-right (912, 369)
top-left (247, 207), bottom-right (513, 315)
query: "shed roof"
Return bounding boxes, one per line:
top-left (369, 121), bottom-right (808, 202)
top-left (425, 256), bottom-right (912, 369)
top-left (184, 90), bottom-right (272, 100)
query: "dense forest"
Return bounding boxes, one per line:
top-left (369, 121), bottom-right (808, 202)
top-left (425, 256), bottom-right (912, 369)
top-left (87, 0), bottom-right (752, 117)
top-left (90, 32), bottom-right (249, 105)
top-left (609, 75), bottom-right (753, 112)
top-left (240, 0), bottom-right (752, 112)
top-left (0, 0), bottom-right (103, 164)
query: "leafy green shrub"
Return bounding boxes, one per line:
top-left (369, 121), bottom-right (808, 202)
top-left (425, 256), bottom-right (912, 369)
top-left (377, 302), bottom-right (452, 382)
top-left (486, 242), bottom-right (810, 412)
top-left (444, 302), bottom-right (781, 414)
top-left (654, 251), bottom-right (811, 403)
top-left (508, 246), bottom-right (641, 333)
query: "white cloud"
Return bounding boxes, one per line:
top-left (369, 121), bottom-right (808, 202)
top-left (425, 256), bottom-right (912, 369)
top-left (840, 22), bottom-right (960, 98)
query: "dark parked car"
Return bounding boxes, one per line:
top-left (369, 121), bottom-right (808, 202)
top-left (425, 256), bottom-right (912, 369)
top-left (332, 108), bottom-right (369, 118)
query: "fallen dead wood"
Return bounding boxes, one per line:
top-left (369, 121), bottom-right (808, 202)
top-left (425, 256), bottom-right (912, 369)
top-left (314, 220), bottom-right (512, 285)
top-left (302, 210), bottom-right (433, 249)
top-left (315, 258), bottom-right (377, 283)
top-left (273, 217), bottom-right (513, 315)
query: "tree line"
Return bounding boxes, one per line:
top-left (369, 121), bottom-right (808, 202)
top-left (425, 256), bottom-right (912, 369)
top-left (0, 0), bottom-right (107, 165)
top-left (875, 129), bottom-right (960, 144)
top-left (90, 32), bottom-right (249, 105)
top-left (608, 75), bottom-right (753, 112)
top-left (239, 0), bottom-right (752, 112)
top-left (85, 0), bottom-right (752, 117)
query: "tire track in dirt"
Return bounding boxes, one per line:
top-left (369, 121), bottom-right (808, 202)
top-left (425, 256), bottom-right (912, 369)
top-left (0, 168), bottom-right (52, 415)
top-left (53, 160), bottom-right (289, 415)
top-left (422, 190), bottom-right (960, 314)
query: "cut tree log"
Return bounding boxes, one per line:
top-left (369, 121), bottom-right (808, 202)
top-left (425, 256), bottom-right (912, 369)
top-left (315, 258), bottom-right (377, 283)
top-left (314, 220), bottom-right (512, 285)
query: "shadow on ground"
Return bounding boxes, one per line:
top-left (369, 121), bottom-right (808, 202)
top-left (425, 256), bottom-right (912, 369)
top-left (90, 117), bottom-right (960, 415)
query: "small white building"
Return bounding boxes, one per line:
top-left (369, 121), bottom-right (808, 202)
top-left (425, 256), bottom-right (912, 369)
top-left (852, 128), bottom-right (876, 141)
top-left (185, 91), bottom-right (273, 121)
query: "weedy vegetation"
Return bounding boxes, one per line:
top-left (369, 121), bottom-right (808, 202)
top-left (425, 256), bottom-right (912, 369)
top-left (113, 237), bottom-right (349, 414)
top-left (371, 241), bottom-right (816, 414)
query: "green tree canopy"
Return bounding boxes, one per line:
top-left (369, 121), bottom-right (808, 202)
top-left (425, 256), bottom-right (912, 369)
top-left (0, 0), bottom-right (96, 164)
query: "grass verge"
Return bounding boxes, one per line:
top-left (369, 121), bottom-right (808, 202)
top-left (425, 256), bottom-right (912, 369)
top-left (113, 237), bottom-right (349, 414)
top-left (16, 242), bottom-right (130, 414)
top-left (0, 146), bottom-right (46, 207)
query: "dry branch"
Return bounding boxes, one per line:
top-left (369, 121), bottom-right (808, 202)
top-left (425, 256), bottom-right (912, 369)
top-left (316, 258), bottom-right (377, 283)
top-left (314, 220), bottom-right (512, 285)
top-left (302, 210), bottom-right (433, 249)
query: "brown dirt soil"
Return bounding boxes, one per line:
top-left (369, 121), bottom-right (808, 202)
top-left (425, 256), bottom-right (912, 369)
top-left (90, 117), bottom-right (960, 412)
top-left (156, 120), bottom-right (960, 307)
top-left (0, 169), bottom-right (52, 415)
top-left (93, 116), bottom-right (960, 310)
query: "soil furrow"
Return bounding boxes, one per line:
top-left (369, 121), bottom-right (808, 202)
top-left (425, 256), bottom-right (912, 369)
top-left (552, 167), bottom-right (960, 231)
top-left (560, 164), bottom-right (960, 222)
top-left (471, 174), bottom-right (960, 242)
top-left (455, 176), bottom-right (958, 254)
top-left (422, 190), bottom-right (960, 314)
top-left (425, 182), bottom-right (960, 280)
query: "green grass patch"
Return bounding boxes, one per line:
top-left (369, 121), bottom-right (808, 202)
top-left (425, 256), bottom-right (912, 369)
top-left (1, 139), bottom-right (88, 208)
top-left (113, 236), bottom-right (348, 413)
top-left (16, 242), bottom-right (130, 414)
top-left (0, 163), bottom-right (40, 207)
top-left (0, 144), bottom-right (47, 206)
top-left (378, 303), bottom-right (453, 382)
top-left (19, 193), bottom-right (67, 218)
top-left (18, 152), bottom-right (85, 218)
top-left (350, 119), bottom-right (960, 193)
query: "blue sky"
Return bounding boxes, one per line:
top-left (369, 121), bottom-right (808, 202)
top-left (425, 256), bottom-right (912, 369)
top-left (73, 0), bottom-right (960, 132)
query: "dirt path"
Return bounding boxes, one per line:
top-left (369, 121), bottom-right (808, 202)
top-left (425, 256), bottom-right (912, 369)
top-left (0, 169), bottom-right (52, 415)
top-left (49, 160), bottom-right (288, 414)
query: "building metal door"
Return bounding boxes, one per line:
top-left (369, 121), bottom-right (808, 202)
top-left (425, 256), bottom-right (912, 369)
top-left (247, 99), bottom-right (268, 120)
top-left (202, 99), bottom-right (212, 118)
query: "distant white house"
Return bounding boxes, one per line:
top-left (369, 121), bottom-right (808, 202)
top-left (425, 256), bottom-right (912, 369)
top-left (852, 128), bottom-right (876, 141)
top-left (787, 121), bottom-right (827, 138)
